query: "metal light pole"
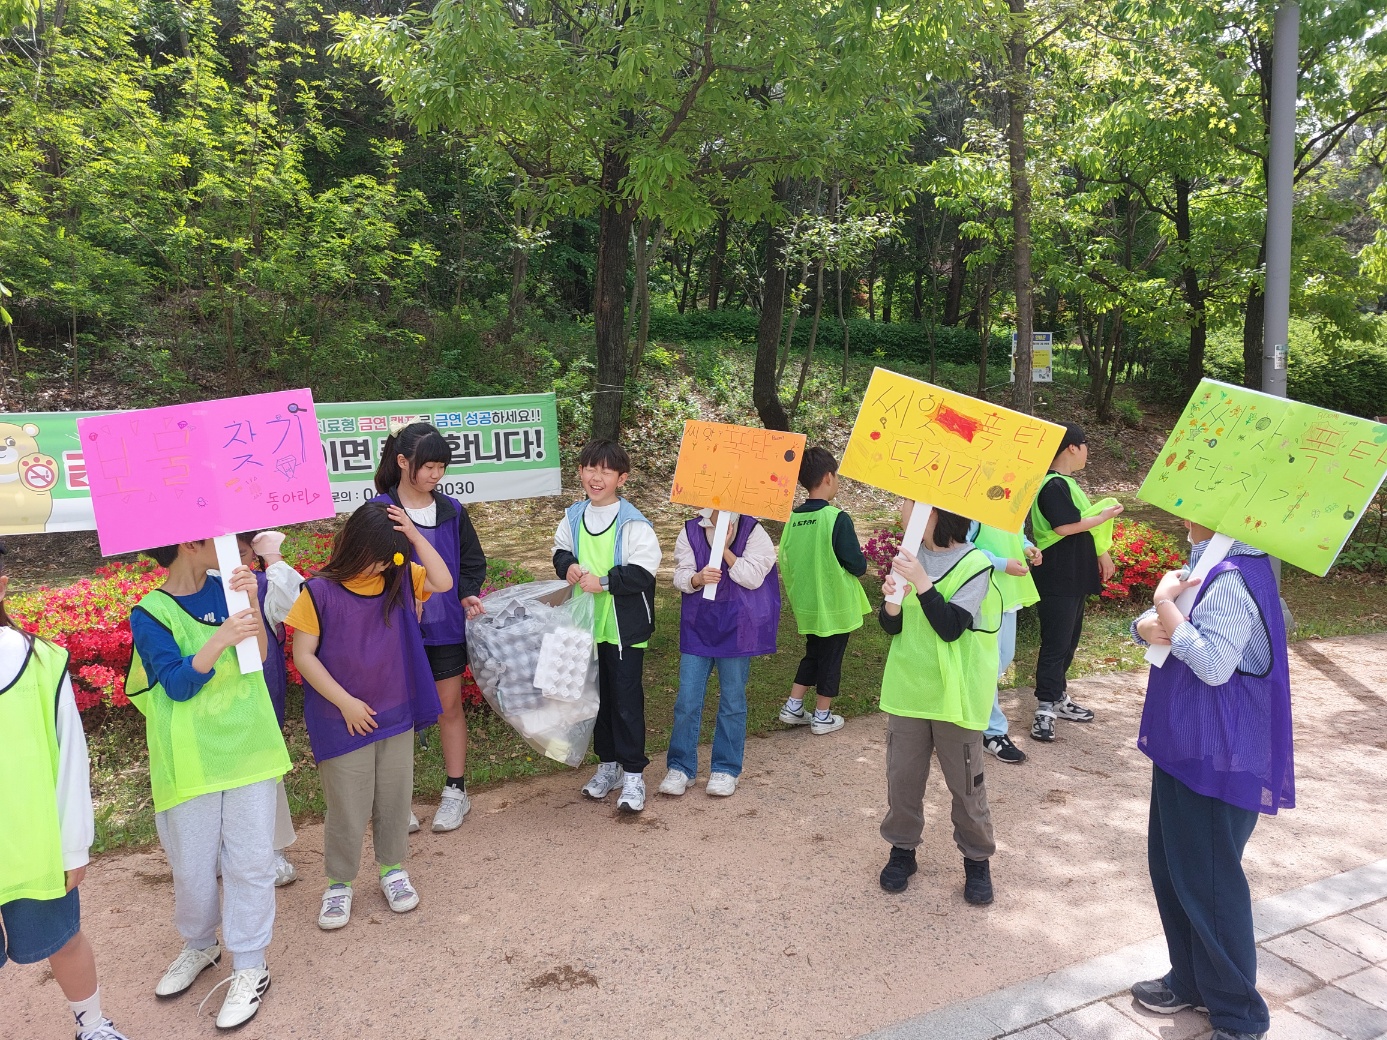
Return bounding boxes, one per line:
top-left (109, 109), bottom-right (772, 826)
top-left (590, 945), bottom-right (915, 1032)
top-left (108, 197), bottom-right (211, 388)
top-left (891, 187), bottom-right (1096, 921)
top-left (1263, 2), bottom-right (1297, 399)
top-left (1265, 2), bottom-right (1298, 595)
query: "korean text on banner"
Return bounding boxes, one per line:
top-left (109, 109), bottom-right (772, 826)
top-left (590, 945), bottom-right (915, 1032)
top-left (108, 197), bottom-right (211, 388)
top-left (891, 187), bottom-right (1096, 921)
top-left (315, 393), bottom-right (561, 510)
top-left (669, 421), bottom-right (807, 523)
top-left (1138, 379), bottom-right (1387, 576)
top-left (840, 368), bottom-right (1067, 533)
top-left (77, 390), bottom-right (335, 557)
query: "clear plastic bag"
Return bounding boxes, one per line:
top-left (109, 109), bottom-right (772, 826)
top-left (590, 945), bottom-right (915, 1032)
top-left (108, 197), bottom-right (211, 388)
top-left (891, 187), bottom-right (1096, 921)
top-left (467, 580), bottom-right (599, 767)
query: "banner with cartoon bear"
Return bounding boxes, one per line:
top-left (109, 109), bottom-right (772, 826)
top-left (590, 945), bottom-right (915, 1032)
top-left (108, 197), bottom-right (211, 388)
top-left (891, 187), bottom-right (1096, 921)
top-left (0, 392), bottom-right (562, 537)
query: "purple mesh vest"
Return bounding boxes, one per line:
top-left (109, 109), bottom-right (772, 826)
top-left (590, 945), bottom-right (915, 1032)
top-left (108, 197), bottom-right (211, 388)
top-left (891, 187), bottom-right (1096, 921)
top-left (299, 577), bottom-right (442, 763)
top-left (679, 517), bottom-right (781, 658)
top-left (370, 490), bottom-right (466, 647)
top-left (1139, 555), bottom-right (1294, 815)
top-left (254, 569), bottom-right (289, 728)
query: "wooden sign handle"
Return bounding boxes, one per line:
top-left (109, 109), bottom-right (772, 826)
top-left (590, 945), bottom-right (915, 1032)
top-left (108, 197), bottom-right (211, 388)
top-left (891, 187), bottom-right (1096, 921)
top-left (214, 533), bottom-right (265, 675)
top-left (702, 510), bottom-right (732, 602)
top-left (1145, 532), bottom-right (1235, 668)
top-left (885, 502), bottom-right (933, 606)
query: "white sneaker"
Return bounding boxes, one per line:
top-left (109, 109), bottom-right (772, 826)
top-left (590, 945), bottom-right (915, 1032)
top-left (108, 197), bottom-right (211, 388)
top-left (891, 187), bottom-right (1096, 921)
top-left (779, 703), bottom-right (812, 725)
top-left (318, 885), bottom-right (352, 930)
top-left (203, 966), bottom-right (270, 1029)
top-left (154, 943), bottom-right (221, 997)
top-left (658, 768), bottom-right (691, 796)
top-left (432, 787), bottom-right (470, 831)
top-left (616, 773), bottom-right (646, 813)
top-left (582, 762), bottom-right (625, 799)
top-left (77, 1018), bottom-right (132, 1040)
top-left (273, 851), bottom-right (298, 887)
top-left (408, 812), bottom-right (421, 833)
top-left (706, 772), bottom-right (738, 797)
top-left (810, 712), bottom-right (845, 735)
top-left (380, 869), bottom-right (420, 913)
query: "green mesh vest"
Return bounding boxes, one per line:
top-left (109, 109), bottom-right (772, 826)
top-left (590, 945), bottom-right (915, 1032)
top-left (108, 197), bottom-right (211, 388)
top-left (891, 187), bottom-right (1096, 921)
top-left (0, 639), bottom-right (71, 904)
top-left (1029, 473), bottom-right (1119, 555)
top-left (879, 549), bottom-right (1001, 730)
top-left (973, 524), bottom-right (1039, 612)
top-left (779, 505), bottom-right (870, 636)
top-left (127, 591), bottom-right (290, 813)
top-left (577, 515), bottom-right (646, 649)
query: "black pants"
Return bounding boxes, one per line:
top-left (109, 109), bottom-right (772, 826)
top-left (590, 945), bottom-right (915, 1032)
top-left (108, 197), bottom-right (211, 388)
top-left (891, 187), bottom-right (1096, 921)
top-left (793, 632), bottom-right (851, 699)
top-left (594, 643), bottom-right (648, 772)
top-left (1149, 765), bottom-right (1267, 1034)
top-left (1034, 595), bottom-right (1086, 703)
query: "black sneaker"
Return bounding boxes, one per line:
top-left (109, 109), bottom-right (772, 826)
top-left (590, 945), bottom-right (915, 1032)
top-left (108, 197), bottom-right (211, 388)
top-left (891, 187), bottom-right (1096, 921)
top-left (1053, 694), bottom-right (1094, 722)
top-left (1130, 978), bottom-right (1206, 1014)
top-left (1210, 1031), bottom-right (1264, 1040)
top-left (963, 857), bottom-right (993, 905)
top-left (1030, 707), bottom-right (1056, 742)
top-left (983, 734), bottom-right (1027, 764)
top-left (879, 846), bottom-right (917, 892)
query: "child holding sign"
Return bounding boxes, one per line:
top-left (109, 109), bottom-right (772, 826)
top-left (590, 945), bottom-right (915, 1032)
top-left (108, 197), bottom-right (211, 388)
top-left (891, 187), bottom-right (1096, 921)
top-left (286, 503), bottom-right (449, 931)
top-left (371, 422), bottom-right (488, 834)
top-left (877, 505), bottom-right (1002, 905)
top-left (660, 509), bottom-right (780, 798)
top-left (1027, 424), bottom-right (1123, 742)
top-left (0, 545), bottom-right (135, 1040)
top-left (127, 541), bottom-right (290, 1030)
top-left (778, 447), bottom-right (870, 735)
top-left (552, 439), bottom-right (662, 813)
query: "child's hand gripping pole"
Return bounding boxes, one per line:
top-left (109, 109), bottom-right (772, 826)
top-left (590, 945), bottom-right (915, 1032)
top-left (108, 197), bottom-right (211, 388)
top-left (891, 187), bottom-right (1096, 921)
top-left (701, 510), bottom-right (732, 602)
top-left (885, 502), bottom-right (933, 606)
top-left (214, 533), bottom-right (264, 675)
top-left (1145, 531), bottom-right (1235, 668)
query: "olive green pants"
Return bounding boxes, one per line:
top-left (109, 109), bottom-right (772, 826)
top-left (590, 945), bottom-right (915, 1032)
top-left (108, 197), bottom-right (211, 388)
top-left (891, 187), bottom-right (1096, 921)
top-left (881, 714), bottom-right (996, 861)
top-left (318, 730), bottom-right (414, 884)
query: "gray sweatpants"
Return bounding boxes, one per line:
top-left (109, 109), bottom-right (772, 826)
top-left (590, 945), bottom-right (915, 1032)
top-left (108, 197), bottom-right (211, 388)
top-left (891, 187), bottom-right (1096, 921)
top-left (155, 779), bottom-right (278, 971)
top-left (881, 714), bottom-right (996, 861)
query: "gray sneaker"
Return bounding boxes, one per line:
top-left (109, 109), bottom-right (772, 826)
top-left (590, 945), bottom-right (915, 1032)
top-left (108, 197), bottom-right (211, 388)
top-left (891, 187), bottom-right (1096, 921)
top-left (582, 762), bottom-right (625, 799)
top-left (616, 773), bottom-right (646, 813)
top-left (432, 787), bottom-right (470, 832)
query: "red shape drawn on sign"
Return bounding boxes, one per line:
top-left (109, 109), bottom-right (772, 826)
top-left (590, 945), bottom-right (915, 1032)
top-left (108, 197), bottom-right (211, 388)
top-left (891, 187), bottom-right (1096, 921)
top-left (936, 406), bottom-right (979, 442)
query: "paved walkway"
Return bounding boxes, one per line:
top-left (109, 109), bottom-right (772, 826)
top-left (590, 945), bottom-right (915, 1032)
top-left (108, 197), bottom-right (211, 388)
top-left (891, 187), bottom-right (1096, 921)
top-left (864, 860), bottom-right (1387, 1040)
top-left (3, 633), bottom-right (1386, 1039)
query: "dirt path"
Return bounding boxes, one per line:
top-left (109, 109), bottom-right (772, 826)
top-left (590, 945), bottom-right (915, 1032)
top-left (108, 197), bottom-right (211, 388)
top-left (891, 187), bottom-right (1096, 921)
top-left (5, 634), bottom-right (1385, 1040)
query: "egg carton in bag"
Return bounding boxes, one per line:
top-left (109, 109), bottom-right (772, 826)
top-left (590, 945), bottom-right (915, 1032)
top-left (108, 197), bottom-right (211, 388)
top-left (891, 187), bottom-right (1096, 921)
top-left (532, 625), bottom-right (595, 702)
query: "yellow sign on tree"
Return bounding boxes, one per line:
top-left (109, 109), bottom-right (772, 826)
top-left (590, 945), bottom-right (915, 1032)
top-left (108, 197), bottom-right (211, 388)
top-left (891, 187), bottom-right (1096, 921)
top-left (1138, 380), bottom-right (1387, 576)
top-left (839, 368), bottom-right (1067, 533)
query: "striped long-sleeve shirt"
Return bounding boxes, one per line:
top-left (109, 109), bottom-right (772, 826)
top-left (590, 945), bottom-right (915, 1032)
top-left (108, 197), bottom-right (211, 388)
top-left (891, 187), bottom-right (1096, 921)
top-left (1131, 539), bottom-right (1272, 685)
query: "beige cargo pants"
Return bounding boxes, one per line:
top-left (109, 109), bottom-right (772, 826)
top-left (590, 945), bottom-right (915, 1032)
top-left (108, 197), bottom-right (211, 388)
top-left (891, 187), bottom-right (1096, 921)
top-left (881, 713), bottom-right (996, 861)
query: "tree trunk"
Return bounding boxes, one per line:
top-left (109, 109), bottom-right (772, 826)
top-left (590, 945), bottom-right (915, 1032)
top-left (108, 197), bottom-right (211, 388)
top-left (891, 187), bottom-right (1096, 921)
top-left (1174, 177), bottom-right (1208, 392)
top-left (943, 235), bottom-right (970, 326)
top-left (977, 265), bottom-right (994, 397)
top-left (753, 193), bottom-right (792, 431)
top-left (791, 259), bottom-right (826, 418)
top-left (590, 143), bottom-right (635, 442)
top-left (883, 266), bottom-right (896, 323)
top-left (1007, 0), bottom-right (1034, 414)
top-left (867, 248), bottom-right (877, 322)
top-left (706, 211), bottom-right (728, 311)
top-left (628, 217), bottom-right (662, 383)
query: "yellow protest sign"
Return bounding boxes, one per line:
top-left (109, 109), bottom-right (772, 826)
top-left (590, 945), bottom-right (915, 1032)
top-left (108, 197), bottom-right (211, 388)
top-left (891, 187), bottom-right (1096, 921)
top-left (1138, 379), bottom-right (1387, 576)
top-left (669, 421), bottom-right (807, 522)
top-left (840, 368), bottom-right (1067, 532)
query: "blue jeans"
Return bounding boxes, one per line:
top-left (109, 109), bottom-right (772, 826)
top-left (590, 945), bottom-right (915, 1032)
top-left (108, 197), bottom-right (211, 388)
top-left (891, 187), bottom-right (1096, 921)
top-left (985, 611), bottom-right (1019, 738)
top-left (667, 654), bottom-right (751, 778)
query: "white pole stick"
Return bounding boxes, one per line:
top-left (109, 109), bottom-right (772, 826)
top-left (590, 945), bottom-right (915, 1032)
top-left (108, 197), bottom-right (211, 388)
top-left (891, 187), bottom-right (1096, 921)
top-left (1145, 532), bottom-right (1235, 668)
top-left (213, 533), bottom-right (264, 675)
top-left (702, 510), bottom-right (733, 601)
top-left (885, 501), bottom-right (933, 606)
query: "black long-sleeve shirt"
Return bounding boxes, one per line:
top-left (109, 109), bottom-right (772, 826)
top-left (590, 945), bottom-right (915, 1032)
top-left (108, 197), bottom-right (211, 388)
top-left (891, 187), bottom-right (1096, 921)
top-left (794, 499), bottom-right (868, 576)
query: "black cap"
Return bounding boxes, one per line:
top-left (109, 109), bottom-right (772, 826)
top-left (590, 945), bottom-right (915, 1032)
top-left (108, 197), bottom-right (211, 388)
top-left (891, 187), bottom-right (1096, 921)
top-left (1058, 423), bottom-right (1087, 451)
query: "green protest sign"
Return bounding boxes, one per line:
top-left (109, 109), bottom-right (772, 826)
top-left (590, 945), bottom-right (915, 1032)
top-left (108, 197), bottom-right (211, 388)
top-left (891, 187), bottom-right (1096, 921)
top-left (1138, 380), bottom-right (1387, 576)
top-left (0, 393), bottom-right (562, 536)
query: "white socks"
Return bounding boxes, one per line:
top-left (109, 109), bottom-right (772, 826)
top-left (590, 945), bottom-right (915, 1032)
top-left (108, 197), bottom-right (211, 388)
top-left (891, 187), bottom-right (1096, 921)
top-left (70, 987), bottom-right (103, 1034)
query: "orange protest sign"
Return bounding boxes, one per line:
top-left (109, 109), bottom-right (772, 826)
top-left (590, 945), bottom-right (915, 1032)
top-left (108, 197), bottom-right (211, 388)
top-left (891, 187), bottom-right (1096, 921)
top-left (840, 368), bottom-right (1067, 532)
top-left (669, 421), bottom-right (807, 522)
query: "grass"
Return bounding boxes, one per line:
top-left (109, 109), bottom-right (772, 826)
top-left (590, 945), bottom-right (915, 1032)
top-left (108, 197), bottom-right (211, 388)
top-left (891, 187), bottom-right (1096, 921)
top-left (84, 563), bottom-right (1387, 855)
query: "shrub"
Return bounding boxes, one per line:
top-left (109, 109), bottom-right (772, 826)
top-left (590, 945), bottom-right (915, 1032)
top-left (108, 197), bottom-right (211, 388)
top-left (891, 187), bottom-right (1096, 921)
top-left (1101, 519), bottom-right (1187, 601)
top-left (864, 526), bottom-right (903, 582)
top-left (1112, 399), bottom-right (1143, 427)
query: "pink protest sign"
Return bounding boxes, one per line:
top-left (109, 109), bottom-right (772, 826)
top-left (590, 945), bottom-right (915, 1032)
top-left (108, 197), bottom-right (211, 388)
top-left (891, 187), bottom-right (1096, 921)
top-left (77, 390), bottom-right (334, 556)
